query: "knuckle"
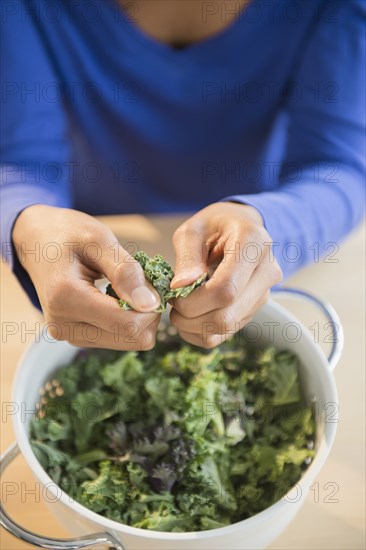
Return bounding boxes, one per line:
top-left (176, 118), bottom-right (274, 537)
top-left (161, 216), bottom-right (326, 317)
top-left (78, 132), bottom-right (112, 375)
top-left (45, 280), bottom-right (73, 316)
top-left (169, 308), bottom-right (181, 328)
top-left (141, 313), bottom-right (160, 329)
top-left (213, 309), bottom-right (236, 333)
top-left (80, 229), bottom-right (95, 248)
top-left (259, 290), bottom-right (270, 308)
top-left (173, 220), bottom-right (204, 242)
top-left (113, 258), bottom-right (141, 284)
top-left (200, 341), bottom-right (214, 350)
top-left (264, 234), bottom-right (273, 246)
top-left (173, 299), bottom-right (193, 319)
top-left (47, 322), bottom-right (65, 341)
top-left (257, 225), bottom-right (269, 240)
top-left (243, 224), bottom-right (264, 244)
top-left (139, 328), bottom-right (156, 351)
top-left (271, 263), bottom-right (283, 285)
top-left (45, 296), bottom-right (59, 318)
top-left (217, 280), bottom-right (238, 306)
top-left (173, 224), bottom-right (187, 242)
top-left (200, 335), bottom-right (220, 349)
top-left (242, 315), bottom-right (253, 328)
top-left (169, 307), bottom-right (177, 323)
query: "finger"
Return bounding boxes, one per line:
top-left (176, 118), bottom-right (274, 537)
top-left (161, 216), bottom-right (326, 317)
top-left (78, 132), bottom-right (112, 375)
top-left (170, 303), bottom-right (254, 336)
top-left (68, 279), bottom-right (160, 330)
top-left (44, 264), bottom-right (160, 329)
top-left (240, 255), bottom-right (282, 305)
top-left (172, 233), bottom-right (272, 318)
top-left (171, 258), bottom-right (276, 331)
top-left (177, 329), bottom-right (229, 349)
top-left (170, 279), bottom-right (237, 319)
top-left (84, 233), bottom-right (160, 312)
top-left (170, 221), bottom-right (209, 288)
top-left (48, 315), bottom-right (160, 351)
top-left (204, 230), bottom-right (262, 302)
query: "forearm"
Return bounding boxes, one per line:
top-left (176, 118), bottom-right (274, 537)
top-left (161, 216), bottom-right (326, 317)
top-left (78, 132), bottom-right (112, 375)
top-left (223, 163), bottom-right (365, 278)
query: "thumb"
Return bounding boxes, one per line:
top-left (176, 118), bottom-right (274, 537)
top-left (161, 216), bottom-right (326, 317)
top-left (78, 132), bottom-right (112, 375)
top-left (92, 239), bottom-right (160, 312)
top-left (171, 223), bottom-right (208, 289)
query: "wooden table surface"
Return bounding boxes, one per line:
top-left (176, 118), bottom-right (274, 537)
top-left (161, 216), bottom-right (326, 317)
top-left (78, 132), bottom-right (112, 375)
top-left (1, 215), bottom-right (365, 550)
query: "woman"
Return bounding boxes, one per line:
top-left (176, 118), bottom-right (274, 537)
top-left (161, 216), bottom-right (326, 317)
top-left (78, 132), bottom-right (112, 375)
top-left (1, 0), bottom-right (365, 349)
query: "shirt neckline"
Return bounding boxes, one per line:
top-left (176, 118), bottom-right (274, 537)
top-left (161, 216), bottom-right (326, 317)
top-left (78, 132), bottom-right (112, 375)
top-left (109, 0), bottom-right (257, 58)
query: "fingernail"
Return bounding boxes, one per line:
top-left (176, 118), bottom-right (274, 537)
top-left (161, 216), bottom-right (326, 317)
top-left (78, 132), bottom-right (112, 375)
top-left (131, 287), bottom-right (159, 309)
top-left (170, 276), bottom-right (186, 288)
top-left (171, 269), bottom-right (201, 288)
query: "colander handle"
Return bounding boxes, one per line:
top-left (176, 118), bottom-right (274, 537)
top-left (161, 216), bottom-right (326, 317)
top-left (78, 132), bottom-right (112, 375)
top-left (272, 287), bottom-right (344, 371)
top-left (0, 443), bottom-right (124, 549)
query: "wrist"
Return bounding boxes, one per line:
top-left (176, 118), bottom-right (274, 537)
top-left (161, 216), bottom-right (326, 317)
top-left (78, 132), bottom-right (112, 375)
top-left (12, 204), bottom-right (56, 272)
top-left (12, 204), bottom-right (65, 246)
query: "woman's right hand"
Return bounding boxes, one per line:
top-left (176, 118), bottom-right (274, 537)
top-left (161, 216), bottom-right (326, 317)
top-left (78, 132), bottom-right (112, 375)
top-left (12, 205), bottom-right (161, 350)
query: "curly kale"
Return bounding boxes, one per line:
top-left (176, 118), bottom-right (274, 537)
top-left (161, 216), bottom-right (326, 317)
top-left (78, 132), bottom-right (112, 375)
top-left (29, 343), bottom-right (315, 532)
top-left (106, 251), bottom-right (207, 311)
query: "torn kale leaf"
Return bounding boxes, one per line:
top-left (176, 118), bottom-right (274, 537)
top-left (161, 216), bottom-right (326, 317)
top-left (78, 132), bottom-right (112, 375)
top-left (106, 251), bottom-right (207, 311)
top-left (29, 340), bottom-right (315, 532)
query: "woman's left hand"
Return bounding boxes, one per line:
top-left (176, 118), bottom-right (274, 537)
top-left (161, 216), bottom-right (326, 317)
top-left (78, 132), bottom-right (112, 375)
top-left (169, 202), bottom-right (283, 348)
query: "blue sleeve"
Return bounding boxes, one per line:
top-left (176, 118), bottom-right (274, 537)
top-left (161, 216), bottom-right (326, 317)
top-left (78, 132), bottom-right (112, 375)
top-left (0, 0), bottom-right (72, 308)
top-left (223, 0), bottom-right (366, 278)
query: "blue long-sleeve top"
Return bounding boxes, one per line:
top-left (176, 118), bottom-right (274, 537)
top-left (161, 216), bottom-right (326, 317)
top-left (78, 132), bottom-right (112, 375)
top-left (1, 0), bottom-right (365, 309)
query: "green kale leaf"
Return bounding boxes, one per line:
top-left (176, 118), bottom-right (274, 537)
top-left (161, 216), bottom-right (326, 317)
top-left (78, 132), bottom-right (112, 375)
top-left (106, 251), bottom-right (207, 311)
top-left (29, 339), bottom-right (316, 532)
